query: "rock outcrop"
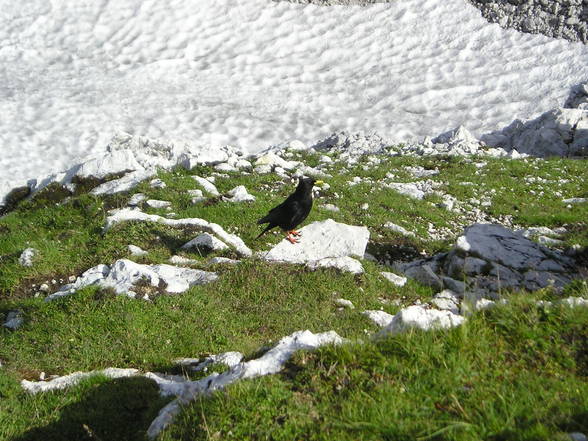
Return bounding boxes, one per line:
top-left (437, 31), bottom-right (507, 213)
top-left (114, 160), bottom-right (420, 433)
top-left (397, 224), bottom-right (581, 297)
top-left (262, 219), bottom-right (369, 265)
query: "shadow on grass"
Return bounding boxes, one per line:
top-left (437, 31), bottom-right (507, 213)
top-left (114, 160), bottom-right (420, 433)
top-left (14, 377), bottom-right (168, 441)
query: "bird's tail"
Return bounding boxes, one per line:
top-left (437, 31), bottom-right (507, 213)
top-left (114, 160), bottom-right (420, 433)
top-left (256, 224), bottom-right (273, 239)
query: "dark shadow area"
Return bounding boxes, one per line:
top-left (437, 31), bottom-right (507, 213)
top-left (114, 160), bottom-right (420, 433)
top-left (366, 240), bottom-right (422, 265)
top-left (13, 377), bottom-right (168, 441)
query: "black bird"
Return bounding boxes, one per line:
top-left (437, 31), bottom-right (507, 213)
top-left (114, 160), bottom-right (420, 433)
top-left (257, 177), bottom-right (322, 244)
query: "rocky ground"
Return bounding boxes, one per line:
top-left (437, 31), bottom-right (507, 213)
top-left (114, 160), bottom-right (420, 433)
top-left (279, 0), bottom-right (588, 44)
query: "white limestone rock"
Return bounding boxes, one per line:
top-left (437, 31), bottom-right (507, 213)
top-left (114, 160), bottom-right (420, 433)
top-left (307, 257), bottom-right (364, 274)
top-left (483, 108), bottom-right (588, 157)
top-left (334, 298), bottom-right (355, 309)
top-left (91, 170), bottom-right (157, 196)
top-left (322, 204), bottom-right (340, 213)
top-left (224, 185), bottom-right (255, 203)
top-left (192, 176), bottom-right (219, 196)
top-left (262, 219), bottom-right (369, 264)
top-left (431, 290), bottom-right (461, 315)
top-left (380, 272), bottom-right (407, 287)
top-left (363, 310), bottom-right (395, 327)
top-left (45, 259), bottom-right (218, 300)
top-left (182, 233), bottom-right (229, 252)
top-left (150, 179), bottom-right (167, 189)
top-left (254, 152), bottom-right (299, 171)
top-left (207, 257), bottom-right (240, 265)
top-left (384, 182), bottom-right (426, 200)
top-left (168, 255), bottom-right (198, 265)
top-left (18, 248), bottom-right (38, 267)
top-left (377, 305), bottom-right (465, 337)
top-left (128, 245), bottom-right (148, 256)
top-left (104, 208), bottom-right (252, 257)
top-left (128, 193), bottom-right (147, 207)
top-left (432, 125), bottom-right (482, 156)
top-left (146, 200), bottom-right (172, 209)
top-left (383, 222), bottom-right (416, 237)
top-left (146, 330), bottom-right (342, 439)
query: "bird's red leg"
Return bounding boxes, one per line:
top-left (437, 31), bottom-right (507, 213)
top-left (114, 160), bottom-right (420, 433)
top-left (286, 232), bottom-right (300, 244)
top-left (290, 230), bottom-right (302, 237)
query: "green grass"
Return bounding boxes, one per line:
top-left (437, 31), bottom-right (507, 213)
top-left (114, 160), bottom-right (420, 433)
top-left (159, 297), bottom-right (588, 441)
top-left (0, 149), bottom-right (587, 440)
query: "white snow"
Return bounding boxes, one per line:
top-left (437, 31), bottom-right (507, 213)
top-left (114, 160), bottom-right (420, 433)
top-left (1, 0), bottom-right (587, 194)
top-left (21, 368), bottom-right (140, 394)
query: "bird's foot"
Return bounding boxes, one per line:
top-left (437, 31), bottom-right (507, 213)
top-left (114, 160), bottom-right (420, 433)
top-left (289, 230), bottom-right (302, 237)
top-left (286, 233), bottom-right (300, 244)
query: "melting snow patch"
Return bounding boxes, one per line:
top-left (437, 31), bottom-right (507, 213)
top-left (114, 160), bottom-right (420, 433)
top-left (22, 368), bottom-right (140, 394)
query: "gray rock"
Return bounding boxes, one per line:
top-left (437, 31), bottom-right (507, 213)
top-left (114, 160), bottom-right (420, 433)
top-left (400, 224), bottom-right (580, 296)
top-left (483, 108), bottom-right (588, 157)
top-left (442, 277), bottom-right (466, 294)
top-left (404, 265), bottom-right (443, 290)
top-left (3, 310), bottom-right (24, 330)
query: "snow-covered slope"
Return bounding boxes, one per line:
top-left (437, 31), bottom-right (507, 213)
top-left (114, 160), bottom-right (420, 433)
top-left (1, 0), bottom-right (587, 190)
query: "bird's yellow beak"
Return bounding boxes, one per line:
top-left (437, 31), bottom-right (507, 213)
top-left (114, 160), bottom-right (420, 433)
top-left (315, 180), bottom-right (325, 186)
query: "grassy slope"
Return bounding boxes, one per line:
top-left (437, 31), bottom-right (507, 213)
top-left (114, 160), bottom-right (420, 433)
top-left (0, 151), bottom-right (587, 440)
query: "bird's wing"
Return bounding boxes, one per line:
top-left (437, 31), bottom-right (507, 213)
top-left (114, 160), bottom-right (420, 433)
top-left (257, 194), bottom-right (297, 224)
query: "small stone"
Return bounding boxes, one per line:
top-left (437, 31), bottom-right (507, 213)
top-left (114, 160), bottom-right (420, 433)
top-left (68, 275), bottom-right (77, 283)
top-left (322, 204), bottom-right (340, 212)
top-left (362, 310), bottom-right (394, 327)
top-left (128, 193), bottom-right (146, 207)
top-left (149, 179), bottom-right (166, 189)
top-left (383, 222), bottom-right (416, 237)
top-left (39, 283), bottom-right (50, 292)
top-left (146, 200), bottom-right (172, 209)
top-left (128, 245), bottom-right (148, 256)
top-left (168, 255), bottom-right (198, 265)
top-left (380, 272), bottom-right (407, 287)
top-left (334, 298), bottom-right (354, 309)
top-left (182, 233), bottom-right (229, 252)
top-left (3, 310), bottom-right (24, 330)
top-left (360, 203), bottom-right (369, 210)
